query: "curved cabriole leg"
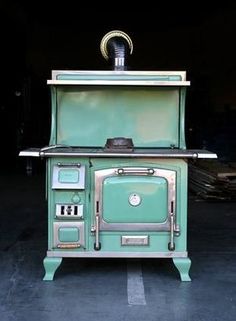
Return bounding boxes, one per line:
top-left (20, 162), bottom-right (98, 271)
top-left (173, 257), bottom-right (191, 282)
top-left (43, 257), bottom-right (62, 281)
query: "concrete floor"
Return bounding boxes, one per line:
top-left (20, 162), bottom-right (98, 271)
top-left (0, 170), bottom-right (236, 321)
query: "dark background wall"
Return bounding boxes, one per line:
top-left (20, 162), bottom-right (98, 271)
top-left (1, 2), bottom-right (236, 169)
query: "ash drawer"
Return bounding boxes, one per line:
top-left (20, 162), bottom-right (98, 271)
top-left (53, 222), bottom-right (85, 249)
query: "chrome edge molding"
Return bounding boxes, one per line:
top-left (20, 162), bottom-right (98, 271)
top-left (51, 70), bottom-right (187, 80)
top-left (94, 167), bottom-right (176, 232)
top-left (47, 251), bottom-right (188, 258)
top-left (47, 80), bottom-right (190, 86)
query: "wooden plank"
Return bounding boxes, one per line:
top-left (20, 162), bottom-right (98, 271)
top-left (188, 160), bottom-right (236, 200)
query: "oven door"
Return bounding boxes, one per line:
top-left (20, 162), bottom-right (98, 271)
top-left (94, 167), bottom-right (176, 232)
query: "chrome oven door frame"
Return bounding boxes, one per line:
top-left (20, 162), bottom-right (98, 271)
top-left (94, 167), bottom-right (176, 232)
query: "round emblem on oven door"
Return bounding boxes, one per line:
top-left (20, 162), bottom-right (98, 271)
top-left (128, 193), bottom-right (142, 206)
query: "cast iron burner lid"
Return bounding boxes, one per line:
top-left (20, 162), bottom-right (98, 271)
top-left (104, 137), bottom-right (134, 152)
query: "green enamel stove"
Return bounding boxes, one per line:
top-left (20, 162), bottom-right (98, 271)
top-left (20, 31), bottom-right (217, 281)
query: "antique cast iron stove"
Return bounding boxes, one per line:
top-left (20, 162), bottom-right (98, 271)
top-left (20, 31), bottom-right (217, 281)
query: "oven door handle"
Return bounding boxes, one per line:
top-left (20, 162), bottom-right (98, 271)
top-left (94, 214), bottom-right (101, 251)
top-left (168, 213), bottom-right (176, 251)
top-left (117, 168), bottom-right (155, 175)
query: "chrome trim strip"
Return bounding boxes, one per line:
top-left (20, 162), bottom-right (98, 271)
top-left (19, 149), bottom-right (217, 159)
top-left (47, 250), bottom-right (188, 258)
top-left (197, 153), bottom-right (217, 159)
top-left (19, 150), bottom-right (41, 157)
top-left (121, 236), bottom-right (149, 246)
top-left (94, 167), bottom-right (176, 232)
top-left (40, 152), bottom-right (201, 158)
top-left (51, 70), bottom-right (187, 80)
top-left (47, 80), bottom-right (190, 86)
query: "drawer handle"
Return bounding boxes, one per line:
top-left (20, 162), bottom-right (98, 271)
top-left (117, 168), bottom-right (154, 175)
top-left (57, 243), bottom-right (80, 249)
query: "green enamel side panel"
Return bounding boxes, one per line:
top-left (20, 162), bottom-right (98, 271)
top-left (56, 86), bottom-right (179, 148)
top-left (58, 227), bottom-right (79, 242)
top-left (47, 159), bottom-right (53, 249)
top-left (49, 87), bottom-right (57, 145)
top-left (58, 169), bottom-right (79, 183)
top-left (103, 176), bottom-right (167, 223)
top-left (179, 87), bottom-right (187, 149)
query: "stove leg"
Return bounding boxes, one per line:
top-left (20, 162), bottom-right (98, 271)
top-left (43, 257), bottom-right (62, 281)
top-left (172, 257), bottom-right (191, 281)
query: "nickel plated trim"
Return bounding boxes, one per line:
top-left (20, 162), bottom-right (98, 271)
top-left (121, 235), bottom-right (149, 246)
top-left (47, 80), bottom-right (190, 86)
top-left (55, 204), bottom-right (84, 219)
top-left (47, 251), bottom-right (188, 258)
top-left (51, 70), bottom-right (187, 80)
top-left (94, 167), bottom-right (176, 232)
top-left (19, 148), bottom-right (217, 159)
top-left (197, 153), bottom-right (218, 158)
top-left (19, 150), bottom-right (41, 157)
top-left (43, 152), bottom-right (198, 158)
top-left (100, 30), bottom-right (133, 60)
